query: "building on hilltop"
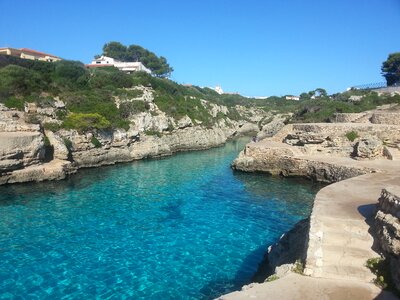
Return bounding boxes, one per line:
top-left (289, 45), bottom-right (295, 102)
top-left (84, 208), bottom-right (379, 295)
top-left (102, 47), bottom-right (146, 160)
top-left (285, 95), bottom-right (300, 101)
top-left (214, 85), bottom-right (224, 95)
top-left (0, 47), bottom-right (62, 62)
top-left (86, 56), bottom-right (152, 74)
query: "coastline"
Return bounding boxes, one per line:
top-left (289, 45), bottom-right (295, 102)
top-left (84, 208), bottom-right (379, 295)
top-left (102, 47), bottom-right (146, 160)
top-left (0, 125), bottom-right (255, 186)
top-left (219, 123), bottom-right (400, 299)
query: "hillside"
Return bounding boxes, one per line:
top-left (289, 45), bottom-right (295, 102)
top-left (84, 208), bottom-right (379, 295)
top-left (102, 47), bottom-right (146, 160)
top-left (1, 54), bottom-right (400, 185)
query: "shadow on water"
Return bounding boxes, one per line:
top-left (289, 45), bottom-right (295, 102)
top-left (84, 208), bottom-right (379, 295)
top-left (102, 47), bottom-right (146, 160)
top-left (199, 244), bottom-right (268, 300)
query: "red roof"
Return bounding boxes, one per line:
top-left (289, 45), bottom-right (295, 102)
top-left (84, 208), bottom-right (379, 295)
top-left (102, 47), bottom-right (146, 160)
top-left (20, 48), bottom-right (59, 58)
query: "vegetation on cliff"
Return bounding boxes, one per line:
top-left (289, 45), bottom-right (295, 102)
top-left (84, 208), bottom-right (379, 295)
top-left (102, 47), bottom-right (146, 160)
top-left (0, 53), bottom-right (399, 132)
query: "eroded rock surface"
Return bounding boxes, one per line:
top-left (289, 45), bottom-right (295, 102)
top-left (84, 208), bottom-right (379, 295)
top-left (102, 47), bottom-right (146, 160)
top-left (374, 188), bottom-right (400, 292)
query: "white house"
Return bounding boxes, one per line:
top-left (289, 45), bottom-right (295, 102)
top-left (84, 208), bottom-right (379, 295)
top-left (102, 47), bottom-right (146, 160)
top-left (86, 56), bottom-right (151, 74)
top-left (214, 85), bottom-right (224, 95)
top-left (285, 95), bottom-right (300, 101)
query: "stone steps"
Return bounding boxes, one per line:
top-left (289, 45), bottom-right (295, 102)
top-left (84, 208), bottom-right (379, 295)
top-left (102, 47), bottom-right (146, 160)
top-left (384, 146), bottom-right (400, 160)
top-left (318, 263), bottom-right (375, 282)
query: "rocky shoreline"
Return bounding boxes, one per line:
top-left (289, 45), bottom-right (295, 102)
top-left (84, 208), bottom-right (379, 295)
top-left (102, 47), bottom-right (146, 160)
top-left (221, 106), bottom-right (400, 299)
top-left (0, 88), bottom-right (281, 185)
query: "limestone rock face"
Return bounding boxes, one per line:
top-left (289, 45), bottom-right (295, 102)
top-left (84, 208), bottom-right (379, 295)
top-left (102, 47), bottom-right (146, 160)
top-left (371, 113), bottom-right (400, 125)
top-left (0, 94), bottom-right (270, 185)
top-left (130, 127), bottom-right (229, 160)
top-left (374, 188), bottom-right (400, 292)
top-left (0, 132), bottom-right (45, 173)
top-left (45, 130), bottom-right (69, 160)
top-left (208, 103), bottom-right (229, 118)
top-left (355, 136), bottom-right (383, 159)
top-left (130, 112), bottom-right (171, 132)
top-left (177, 115), bottom-right (193, 129)
top-left (253, 218), bottom-right (310, 282)
top-left (56, 129), bottom-right (138, 168)
top-left (232, 143), bottom-right (368, 183)
top-left (236, 122), bottom-right (258, 135)
top-left (257, 118), bottom-right (286, 140)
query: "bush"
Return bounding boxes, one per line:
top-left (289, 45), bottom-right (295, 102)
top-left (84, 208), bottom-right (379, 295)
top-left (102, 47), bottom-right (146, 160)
top-left (144, 130), bottom-right (162, 137)
top-left (91, 136), bottom-right (102, 148)
top-left (266, 274), bottom-right (279, 282)
top-left (292, 260), bottom-right (304, 274)
top-left (3, 96), bottom-right (25, 110)
top-left (62, 113), bottom-right (111, 132)
top-left (366, 257), bottom-right (393, 290)
top-left (89, 67), bottom-right (132, 89)
top-left (43, 122), bottom-right (61, 132)
top-left (119, 100), bottom-right (148, 118)
top-left (0, 65), bottom-right (43, 96)
top-left (43, 136), bottom-right (51, 146)
top-left (346, 131), bottom-right (359, 142)
top-left (63, 138), bottom-right (73, 150)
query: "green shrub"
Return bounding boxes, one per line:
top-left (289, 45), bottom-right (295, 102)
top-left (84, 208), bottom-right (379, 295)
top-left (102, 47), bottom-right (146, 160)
top-left (292, 260), bottom-right (304, 274)
top-left (4, 97), bottom-right (24, 110)
top-left (119, 100), bottom-right (148, 118)
top-left (366, 257), bottom-right (392, 290)
top-left (266, 274), bottom-right (279, 282)
top-left (62, 113), bottom-right (111, 132)
top-left (346, 131), bottom-right (359, 142)
top-left (56, 109), bottom-right (67, 120)
top-left (144, 130), bottom-right (162, 137)
top-left (227, 107), bottom-right (242, 121)
top-left (91, 136), bottom-right (102, 148)
top-left (63, 138), bottom-right (73, 150)
top-left (43, 122), bottom-right (61, 131)
top-left (43, 136), bottom-right (51, 146)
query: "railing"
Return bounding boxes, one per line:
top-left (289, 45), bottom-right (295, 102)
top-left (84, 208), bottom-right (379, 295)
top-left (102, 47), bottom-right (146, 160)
top-left (351, 81), bottom-right (400, 91)
top-left (351, 82), bottom-right (387, 90)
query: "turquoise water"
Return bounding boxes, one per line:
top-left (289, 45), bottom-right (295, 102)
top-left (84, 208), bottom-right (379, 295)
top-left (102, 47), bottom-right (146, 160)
top-left (0, 138), bottom-right (320, 299)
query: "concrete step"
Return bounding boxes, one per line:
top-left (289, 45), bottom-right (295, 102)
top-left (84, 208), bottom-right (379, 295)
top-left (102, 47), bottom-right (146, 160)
top-left (319, 263), bottom-right (375, 282)
top-left (384, 146), bottom-right (400, 160)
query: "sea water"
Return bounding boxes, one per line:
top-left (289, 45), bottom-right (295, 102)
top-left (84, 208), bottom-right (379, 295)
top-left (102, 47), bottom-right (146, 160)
top-left (0, 138), bottom-right (320, 299)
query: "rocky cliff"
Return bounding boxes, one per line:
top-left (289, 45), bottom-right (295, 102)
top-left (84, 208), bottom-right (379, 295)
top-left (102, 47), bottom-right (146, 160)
top-left (227, 109), bottom-right (400, 298)
top-left (374, 188), bottom-right (400, 292)
top-left (0, 87), bottom-right (273, 185)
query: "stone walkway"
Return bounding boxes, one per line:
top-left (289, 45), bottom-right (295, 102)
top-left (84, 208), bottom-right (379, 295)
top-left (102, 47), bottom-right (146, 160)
top-left (221, 148), bottom-right (400, 299)
top-left (218, 273), bottom-right (397, 300)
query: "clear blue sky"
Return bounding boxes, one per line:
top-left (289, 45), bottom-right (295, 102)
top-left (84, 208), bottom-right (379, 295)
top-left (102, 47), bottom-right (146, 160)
top-left (1, 0), bottom-right (399, 96)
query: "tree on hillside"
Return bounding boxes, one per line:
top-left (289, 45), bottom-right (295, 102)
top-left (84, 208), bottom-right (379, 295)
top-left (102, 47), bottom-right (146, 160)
top-left (382, 52), bottom-right (400, 86)
top-left (101, 41), bottom-right (174, 78)
top-left (315, 88), bottom-right (327, 97)
top-left (299, 92), bottom-right (311, 100)
top-left (102, 42), bottom-right (127, 61)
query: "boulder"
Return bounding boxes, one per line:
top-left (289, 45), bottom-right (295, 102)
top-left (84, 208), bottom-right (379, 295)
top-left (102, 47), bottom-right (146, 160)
top-left (355, 136), bottom-right (383, 159)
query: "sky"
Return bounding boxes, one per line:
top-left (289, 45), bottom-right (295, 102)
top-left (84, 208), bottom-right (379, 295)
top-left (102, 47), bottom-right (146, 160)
top-left (0, 0), bottom-right (399, 97)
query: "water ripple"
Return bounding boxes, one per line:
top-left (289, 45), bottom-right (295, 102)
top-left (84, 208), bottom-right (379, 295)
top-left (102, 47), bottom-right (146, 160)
top-left (0, 138), bottom-right (321, 299)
